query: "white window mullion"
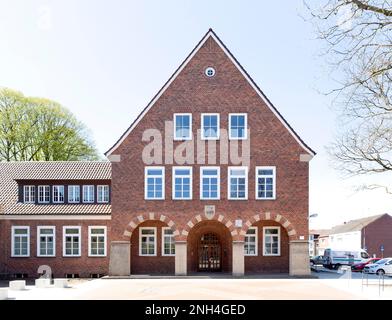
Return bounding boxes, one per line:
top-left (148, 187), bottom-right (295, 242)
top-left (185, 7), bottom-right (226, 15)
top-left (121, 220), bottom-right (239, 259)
top-left (200, 167), bottom-right (220, 200)
top-left (68, 185), bottom-right (80, 203)
top-left (228, 166), bottom-right (248, 200)
top-left (229, 113), bottom-right (247, 140)
top-left (139, 227), bottom-right (157, 256)
top-left (88, 226), bottom-right (107, 257)
top-left (256, 166), bottom-right (276, 200)
top-left (38, 185), bottom-right (50, 203)
top-left (37, 226), bottom-right (56, 257)
top-left (53, 185), bottom-right (65, 203)
top-left (263, 227), bottom-right (281, 256)
top-left (174, 113), bottom-right (192, 140)
top-left (97, 185), bottom-right (109, 203)
top-left (23, 185), bottom-right (35, 204)
top-left (11, 226), bottom-right (30, 257)
top-left (83, 185), bottom-right (94, 203)
top-left (244, 227), bottom-right (258, 256)
top-left (201, 113), bottom-right (220, 140)
top-left (162, 227), bottom-right (175, 256)
top-left (63, 226), bottom-right (81, 257)
top-left (172, 167), bottom-right (192, 200)
top-left (145, 167), bottom-right (165, 200)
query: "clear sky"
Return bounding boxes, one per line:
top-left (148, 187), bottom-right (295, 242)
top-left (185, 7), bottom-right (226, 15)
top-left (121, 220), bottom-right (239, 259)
top-left (1, 0), bottom-right (391, 229)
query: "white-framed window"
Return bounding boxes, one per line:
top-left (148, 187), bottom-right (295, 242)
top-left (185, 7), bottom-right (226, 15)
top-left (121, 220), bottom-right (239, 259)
top-left (139, 227), bottom-right (157, 256)
top-left (228, 167), bottom-right (248, 200)
top-left (38, 185), bottom-right (50, 203)
top-left (172, 167), bottom-right (192, 200)
top-left (174, 113), bottom-right (192, 140)
top-left (97, 185), bottom-right (109, 203)
top-left (145, 167), bottom-right (165, 200)
top-left (162, 227), bottom-right (175, 256)
top-left (83, 185), bottom-right (94, 203)
top-left (263, 227), bottom-right (280, 256)
top-left (53, 185), bottom-right (65, 203)
top-left (201, 113), bottom-right (220, 140)
top-left (200, 167), bottom-right (220, 200)
top-left (68, 185), bottom-right (80, 203)
top-left (37, 226), bottom-right (55, 257)
top-left (229, 113), bottom-right (247, 140)
top-left (11, 226), bottom-right (30, 257)
top-left (23, 185), bottom-right (35, 204)
top-left (88, 226), bottom-right (107, 257)
top-left (256, 167), bottom-right (276, 200)
top-left (244, 227), bottom-right (257, 256)
top-left (63, 226), bottom-right (81, 257)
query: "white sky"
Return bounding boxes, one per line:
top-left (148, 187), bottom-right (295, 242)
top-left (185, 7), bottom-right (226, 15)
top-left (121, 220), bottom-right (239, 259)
top-left (1, 0), bottom-right (391, 229)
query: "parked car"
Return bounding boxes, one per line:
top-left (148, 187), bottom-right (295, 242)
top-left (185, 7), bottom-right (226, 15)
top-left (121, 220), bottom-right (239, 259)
top-left (363, 258), bottom-right (392, 275)
top-left (323, 248), bottom-right (369, 270)
top-left (351, 258), bottom-right (381, 272)
top-left (310, 255), bottom-right (324, 266)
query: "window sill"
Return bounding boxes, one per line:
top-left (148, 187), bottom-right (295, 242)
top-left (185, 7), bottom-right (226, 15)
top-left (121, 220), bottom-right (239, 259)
top-left (228, 137), bottom-right (247, 141)
top-left (201, 137), bottom-right (220, 141)
top-left (173, 137), bottom-right (192, 141)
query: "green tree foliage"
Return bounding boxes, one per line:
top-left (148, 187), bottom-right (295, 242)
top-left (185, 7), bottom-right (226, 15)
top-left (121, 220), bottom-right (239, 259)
top-left (0, 87), bottom-right (99, 161)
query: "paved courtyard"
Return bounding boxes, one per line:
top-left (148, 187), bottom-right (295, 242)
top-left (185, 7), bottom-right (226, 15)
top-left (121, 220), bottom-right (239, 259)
top-left (3, 271), bottom-right (392, 300)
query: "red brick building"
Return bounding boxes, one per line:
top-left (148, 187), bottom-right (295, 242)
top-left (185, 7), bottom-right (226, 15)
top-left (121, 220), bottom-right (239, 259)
top-left (0, 29), bottom-right (314, 278)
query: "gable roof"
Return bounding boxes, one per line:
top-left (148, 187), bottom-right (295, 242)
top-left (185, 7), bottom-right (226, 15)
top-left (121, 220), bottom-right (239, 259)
top-left (329, 214), bottom-right (389, 234)
top-left (0, 161), bottom-right (111, 215)
top-left (105, 29), bottom-right (316, 157)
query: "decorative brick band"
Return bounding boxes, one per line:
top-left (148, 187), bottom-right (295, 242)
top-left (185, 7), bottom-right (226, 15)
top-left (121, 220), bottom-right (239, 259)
top-left (123, 213), bottom-right (179, 239)
top-left (243, 212), bottom-right (298, 241)
top-left (182, 213), bottom-right (237, 240)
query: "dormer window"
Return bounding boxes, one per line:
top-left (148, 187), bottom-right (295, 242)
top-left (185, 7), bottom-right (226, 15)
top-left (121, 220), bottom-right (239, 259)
top-left (83, 185), bottom-right (95, 203)
top-left (38, 185), bottom-right (50, 203)
top-left (174, 113), bottom-right (192, 140)
top-left (53, 185), bottom-right (65, 203)
top-left (68, 185), bottom-right (80, 203)
top-left (23, 186), bottom-right (35, 204)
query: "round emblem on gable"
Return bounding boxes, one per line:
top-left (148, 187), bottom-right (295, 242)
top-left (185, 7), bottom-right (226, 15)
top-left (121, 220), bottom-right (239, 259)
top-left (205, 67), bottom-right (216, 77)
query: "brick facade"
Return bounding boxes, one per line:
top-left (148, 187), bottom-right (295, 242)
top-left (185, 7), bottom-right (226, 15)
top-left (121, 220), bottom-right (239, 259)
top-left (0, 30), bottom-right (314, 278)
top-left (362, 214), bottom-right (392, 258)
top-left (108, 30), bottom-right (313, 275)
top-left (0, 219), bottom-right (110, 278)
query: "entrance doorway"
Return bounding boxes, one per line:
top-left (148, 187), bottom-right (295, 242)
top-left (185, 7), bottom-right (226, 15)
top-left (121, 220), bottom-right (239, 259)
top-left (198, 233), bottom-right (221, 271)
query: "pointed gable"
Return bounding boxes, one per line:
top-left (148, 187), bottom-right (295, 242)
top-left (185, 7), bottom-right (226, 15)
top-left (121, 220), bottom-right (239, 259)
top-left (106, 29), bottom-right (315, 157)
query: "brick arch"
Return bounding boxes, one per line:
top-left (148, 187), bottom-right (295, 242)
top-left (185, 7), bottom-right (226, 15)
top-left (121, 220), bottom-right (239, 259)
top-left (242, 212), bottom-right (298, 241)
top-left (122, 212), bottom-right (180, 239)
top-left (181, 213), bottom-right (241, 241)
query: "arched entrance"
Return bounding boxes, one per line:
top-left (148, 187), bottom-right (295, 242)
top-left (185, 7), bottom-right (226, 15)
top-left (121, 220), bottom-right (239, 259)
top-left (198, 233), bottom-right (222, 272)
top-left (187, 220), bottom-right (232, 273)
